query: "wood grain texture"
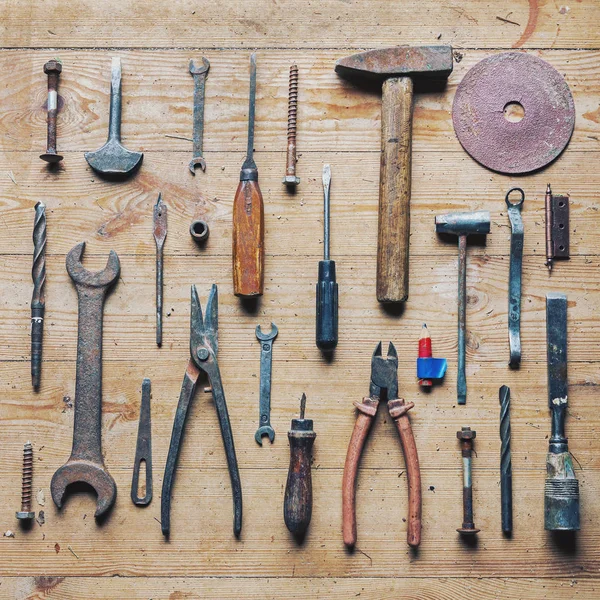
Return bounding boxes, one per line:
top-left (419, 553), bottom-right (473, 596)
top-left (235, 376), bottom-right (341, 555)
top-left (1, 0), bottom-right (599, 597)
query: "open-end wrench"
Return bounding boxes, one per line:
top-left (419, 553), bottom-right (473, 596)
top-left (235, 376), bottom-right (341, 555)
top-left (50, 242), bottom-right (120, 518)
top-left (255, 323), bottom-right (278, 445)
top-left (188, 58), bottom-right (210, 174)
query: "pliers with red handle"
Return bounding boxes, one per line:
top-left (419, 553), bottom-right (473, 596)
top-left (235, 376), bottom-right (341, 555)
top-left (342, 341), bottom-right (422, 548)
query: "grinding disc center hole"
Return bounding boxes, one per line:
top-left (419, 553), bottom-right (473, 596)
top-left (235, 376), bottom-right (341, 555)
top-left (503, 102), bottom-right (525, 123)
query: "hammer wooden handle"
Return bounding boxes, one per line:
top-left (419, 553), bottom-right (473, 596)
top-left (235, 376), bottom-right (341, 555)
top-left (377, 77), bottom-right (413, 303)
top-left (232, 178), bottom-right (264, 297)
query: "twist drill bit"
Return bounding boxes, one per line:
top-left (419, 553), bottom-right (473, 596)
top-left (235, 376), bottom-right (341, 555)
top-left (499, 385), bottom-right (513, 534)
top-left (153, 194), bottom-right (167, 346)
top-left (31, 202), bottom-right (46, 389)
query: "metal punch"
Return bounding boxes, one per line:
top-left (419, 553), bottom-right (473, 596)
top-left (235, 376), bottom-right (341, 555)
top-left (506, 188), bottom-right (524, 368)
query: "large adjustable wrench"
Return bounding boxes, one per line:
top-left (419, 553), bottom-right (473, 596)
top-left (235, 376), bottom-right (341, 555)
top-left (51, 242), bottom-right (120, 518)
top-left (255, 323), bottom-right (278, 445)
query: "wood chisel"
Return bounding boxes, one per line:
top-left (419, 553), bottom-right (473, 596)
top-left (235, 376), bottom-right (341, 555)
top-left (232, 53), bottom-right (264, 297)
top-left (284, 393), bottom-right (316, 538)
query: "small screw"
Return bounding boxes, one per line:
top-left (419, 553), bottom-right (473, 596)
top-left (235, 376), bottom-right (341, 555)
top-left (16, 442), bottom-right (35, 521)
top-left (456, 427), bottom-right (479, 536)
top-left (40, 60), bottom-right (63, 164)
top-left (282, 64), bottom-right (300, 188)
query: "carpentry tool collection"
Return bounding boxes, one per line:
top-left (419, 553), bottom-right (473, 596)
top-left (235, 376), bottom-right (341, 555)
top-left (16, 48), bottom-right (581, 549)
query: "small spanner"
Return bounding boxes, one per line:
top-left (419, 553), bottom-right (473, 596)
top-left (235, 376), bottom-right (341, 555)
top-left (51, 242), bottom-right (120, 518)
top-left (506, 188), bottom-right (524, 368)
top-left (188, 58), bottom-right (210, 174)
top-left (255, 323), bottom-right (278, 445)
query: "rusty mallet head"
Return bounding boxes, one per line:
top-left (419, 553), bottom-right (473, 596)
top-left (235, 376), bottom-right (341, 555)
top-left (435, 211), bottom-right (490, 405)
top-left (335, 46), bottom-right (453, 304)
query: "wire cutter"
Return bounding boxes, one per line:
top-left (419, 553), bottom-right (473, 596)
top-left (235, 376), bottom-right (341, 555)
top-left (342, 342), bottom-right (422, 548)
top-left (161, 285), bottom-right (242, 537)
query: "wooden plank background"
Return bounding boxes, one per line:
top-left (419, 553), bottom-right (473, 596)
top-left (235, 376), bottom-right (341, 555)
top-left (0, 1), bottom-right (599, 598)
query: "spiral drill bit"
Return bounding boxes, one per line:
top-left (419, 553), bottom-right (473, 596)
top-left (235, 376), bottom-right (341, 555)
top-left (31, 202), bottom-right (46, 389)
top-left (499, 385), bottom-right (513, 534)
top-left (16, 441), bottom-right (35, 521)
top-left (282, 64), bottom-right (300, 187)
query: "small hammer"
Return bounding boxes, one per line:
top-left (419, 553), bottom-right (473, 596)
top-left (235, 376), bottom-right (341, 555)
top-left (336, 46), bottom-right (453, 303)
top-left (435, 211), bottom-right (490, 405)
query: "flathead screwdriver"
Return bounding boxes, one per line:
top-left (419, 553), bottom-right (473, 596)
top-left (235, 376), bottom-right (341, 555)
top-left (316, 164), bottom-right (338, 351)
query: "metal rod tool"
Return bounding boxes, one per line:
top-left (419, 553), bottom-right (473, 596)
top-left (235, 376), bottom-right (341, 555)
top-left (316, 164), bottom-right (338, 351)
top-left (31, 202), bottom-right (46, 390)
top-left (131, 378), bottom-right (153, 506)
top-left (506, 188), bottom-right (524, 368)
top-left (499, 385), bottom-right (513, 534)
top-left (255, 323), bottom-right (278, 445)
top-left (153, 194), bottom-right (167, 346)
top-left (545, 293), bottom-right (579, 531)
top-left (189, 58), bottom-right (210, 173)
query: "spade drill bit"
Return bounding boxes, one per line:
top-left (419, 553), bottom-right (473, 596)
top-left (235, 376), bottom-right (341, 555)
top-left (153, 194), bottom-right (167, 346)
top-left (31, 202), bottom-right (46, 389)
top-left (499, 385), bottom-right (513, 534)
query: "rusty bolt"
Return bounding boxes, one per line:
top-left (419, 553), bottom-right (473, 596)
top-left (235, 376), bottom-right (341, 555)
top-left (456, 427), bottom-right (479, 536)
top-left (16, 442), bottom-right (35, 521)
top-left (40, 59), bottom-right (63, 164)
top-left (282, 64), bottom-right (300, 188)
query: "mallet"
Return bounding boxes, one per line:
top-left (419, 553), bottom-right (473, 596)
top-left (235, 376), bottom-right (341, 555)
top-left (435, 211), bottom-right (490, 405)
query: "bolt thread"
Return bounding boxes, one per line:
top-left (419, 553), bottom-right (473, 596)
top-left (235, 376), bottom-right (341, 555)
top-left (287, 65), bottom-right (298, 142)
top-left (21, 442), bottom-right (33, 511)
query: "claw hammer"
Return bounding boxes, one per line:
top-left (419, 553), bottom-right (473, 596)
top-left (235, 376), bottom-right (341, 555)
top-left (335, 46), bottom-right (453, 303)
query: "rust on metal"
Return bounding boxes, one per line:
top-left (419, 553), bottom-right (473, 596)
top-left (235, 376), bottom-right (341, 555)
top-left (40, 60), bottom-right (63, 163)
top-left (453, 52), bottom-right (575, 174)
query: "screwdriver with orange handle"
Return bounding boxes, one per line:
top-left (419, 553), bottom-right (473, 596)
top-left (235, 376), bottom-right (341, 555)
top-left (233, 53), bottom-right (264, 297)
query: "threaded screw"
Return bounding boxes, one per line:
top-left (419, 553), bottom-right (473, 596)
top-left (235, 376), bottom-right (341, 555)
top-left (282, 64), bottom-right (300, 188)
top-left (16, 442), bottom-right (35, 521)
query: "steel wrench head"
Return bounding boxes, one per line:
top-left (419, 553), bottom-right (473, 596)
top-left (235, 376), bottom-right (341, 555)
top-left (255, 425), bottom-right (275, 445)
top-left (189, 156), bottom-right (207, 174)
top-left (255, 323), bottom-right (278, 342)
top-left (51, 461), bottom-right (117, 518)
top-left (66, 242), bottom-right (121, 288)
top-left (189, 57), bottom-right (210, 76)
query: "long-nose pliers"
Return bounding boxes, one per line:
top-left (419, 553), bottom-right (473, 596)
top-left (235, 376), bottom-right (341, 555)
top-left (342, 341), bottom-right (422, 548)
top-left (161, 284), bottom-right (242, 537)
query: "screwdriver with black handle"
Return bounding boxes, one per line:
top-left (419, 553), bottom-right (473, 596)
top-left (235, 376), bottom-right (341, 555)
top-left (232, 53), bottom-right (264, 297)
top-left (284, 393), bottom-right (316, 538)
top-left (316, 164), bottom-right (338, 350)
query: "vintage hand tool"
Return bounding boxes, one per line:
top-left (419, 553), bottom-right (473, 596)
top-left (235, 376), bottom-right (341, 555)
top-left (316, 164), bottom-right (338, 351)
top-left (456, 427), bottom-right (479, 536)
top-left (16, 442), bottom-right (35, 522)
top-left (40, 60), bottom-right (63, 164)
top-left (161, 285), bottom-right (242, 537)
top-left (545, 293), bottom-right (579, 531)
top-left (131, 378), bottom-right (152, 506)
top-left (545, 184), bottom-right (570, 271)
top-left (31, 202), bottom-right (46, 390)
top-left (85, 57), bottom-right (143, 176)
top-left (506, 188), bottom-right (524, 368)
top-left (153, 194), bottom-right (167, 346)
top-left (189, 58), bottom-right (210, 174)
top-left (335, 46), bottom-right (453, 303)
top-left (51, 243), bottom-right (120, 518)
top-left (282, 64), bottom-right (300, 188)
top-left (189, 219), bottom-right (210, 243)
top-left (342, 342), bottom-right (421, 548)
top-left (435, 211), bottom-right (490, 405)
top-left (255, 323), bottom-right (278, 445)
top-left (284, 393), bottom-right (316, 537)
top-left (499, 385), bottom-right (512, 534)
top-left (417, 323), bottom-right (446, 386)
top-left (232, 53), bottom-right (264, 298)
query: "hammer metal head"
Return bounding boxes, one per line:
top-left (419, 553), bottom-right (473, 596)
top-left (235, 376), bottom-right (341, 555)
top-left (435, 211), bottom-right (491, 237)
top-left (335, 46), bottom-right (453, 84)
top-left (84, 139), bottom-right (143, 176)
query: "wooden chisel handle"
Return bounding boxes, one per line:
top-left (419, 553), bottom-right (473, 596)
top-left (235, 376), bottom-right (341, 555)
top-left (232, 177), bottom-right (264, 297)
top-left (376, 76), bottom-right (413, 303)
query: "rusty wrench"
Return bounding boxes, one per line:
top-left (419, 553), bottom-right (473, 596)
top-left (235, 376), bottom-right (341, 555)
top-left (506, 188), bottom-right (524, 368)
top-left (51, 242), bottom-right (120, 518)
top-left (255, 323), bottom-right (278, 445)
top-left (189, 58), bottom-right (210, 174)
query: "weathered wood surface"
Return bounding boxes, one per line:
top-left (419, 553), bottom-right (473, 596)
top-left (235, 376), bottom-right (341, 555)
top-left (1, 0), bottom-right (600, 598)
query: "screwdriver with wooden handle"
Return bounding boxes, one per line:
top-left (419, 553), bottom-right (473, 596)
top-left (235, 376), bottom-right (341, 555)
top-left (284, 393), bottom-right (316, 538)
top-left (233, 53), bottom-right (264, 297)
top-left (316, 164), bottom-right (338, 351)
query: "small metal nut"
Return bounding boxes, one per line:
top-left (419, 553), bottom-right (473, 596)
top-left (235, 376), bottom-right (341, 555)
top-left (16, 511), bottom-right (35, 521)
top-left (189, 220), bottom-right (210, 243)
top-left (43, 60), bottom-right (62, 74)
top-left (282, 175), bottom-right (300, 187)
top-left (456, 426), bottom-right (476, 440)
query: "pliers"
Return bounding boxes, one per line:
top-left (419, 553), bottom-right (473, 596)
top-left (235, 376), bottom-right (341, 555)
top-left (342, 342), bottom-right (422, 548)
top-left (161, 285), bottom-right (242, 537)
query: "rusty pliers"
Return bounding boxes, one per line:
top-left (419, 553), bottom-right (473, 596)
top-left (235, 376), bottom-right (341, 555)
top-left (342, 342), bottom-right (422, 548)
top-left (161, 285), bottom-right (242, 537)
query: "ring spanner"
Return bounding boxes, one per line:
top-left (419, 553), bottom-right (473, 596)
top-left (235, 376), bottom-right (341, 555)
top-left (255, 323), bottom-right (278, 445)
top-left (506, 188), bottom-right (524, 368)
top-left (189, 58), bottom-right (210, 174)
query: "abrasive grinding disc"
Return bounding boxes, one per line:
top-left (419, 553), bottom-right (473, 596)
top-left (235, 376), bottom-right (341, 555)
top-left (452, 52), bottom-right (575, 174)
